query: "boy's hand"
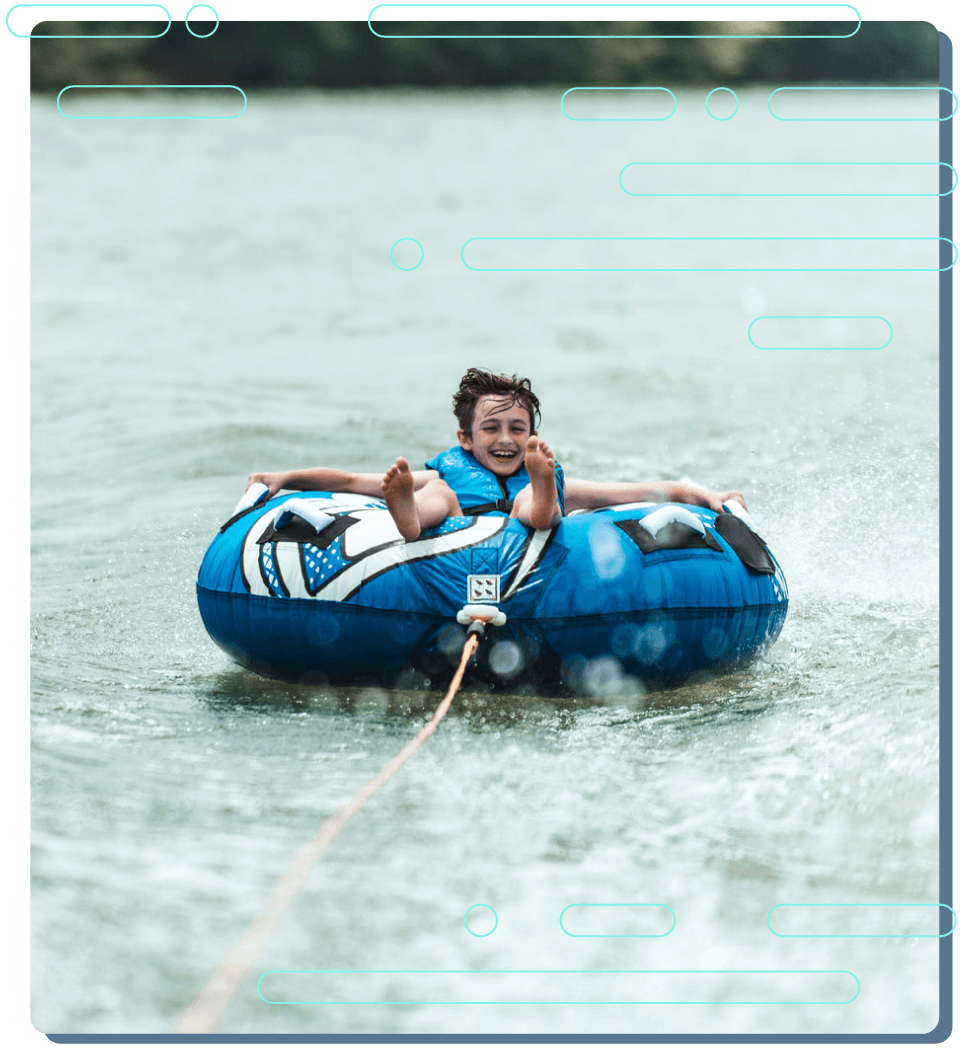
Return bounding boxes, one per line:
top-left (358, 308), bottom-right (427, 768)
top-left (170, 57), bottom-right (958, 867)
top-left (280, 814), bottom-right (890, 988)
top-left (670, 482), bottom-right (747, 513)
top-left (714, 490), bottom-right (747, 513)
top-left (247, 472), bottom-right (285, 499)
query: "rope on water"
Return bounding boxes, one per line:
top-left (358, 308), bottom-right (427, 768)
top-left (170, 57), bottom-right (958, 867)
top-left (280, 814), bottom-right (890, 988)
top-left (174, 628), bottom-right (483, 1034)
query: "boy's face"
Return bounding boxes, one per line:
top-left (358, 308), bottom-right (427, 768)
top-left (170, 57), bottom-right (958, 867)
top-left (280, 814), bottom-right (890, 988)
top-left (458, 395), bottom-right (535, 477)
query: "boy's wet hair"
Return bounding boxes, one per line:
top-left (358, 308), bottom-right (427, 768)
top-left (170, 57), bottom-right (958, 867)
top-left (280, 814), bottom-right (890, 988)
top-left (453, 368), bottom-right (541, 434)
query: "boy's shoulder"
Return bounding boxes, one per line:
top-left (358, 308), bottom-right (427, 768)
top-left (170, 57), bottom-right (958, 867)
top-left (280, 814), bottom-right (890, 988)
top-left (424, 445), bottom-right (464, 471)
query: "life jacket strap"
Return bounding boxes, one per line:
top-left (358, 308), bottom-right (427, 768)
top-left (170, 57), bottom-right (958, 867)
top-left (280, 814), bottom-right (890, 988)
top-left (460, 497), bottom-right (513, 515)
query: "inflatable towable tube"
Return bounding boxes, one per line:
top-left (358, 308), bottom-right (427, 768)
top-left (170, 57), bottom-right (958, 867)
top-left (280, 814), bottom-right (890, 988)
top-left (196, 490), bottom-right (788, 691)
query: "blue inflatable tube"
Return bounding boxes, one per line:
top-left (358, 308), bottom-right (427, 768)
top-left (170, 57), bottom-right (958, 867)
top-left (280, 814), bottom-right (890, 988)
top-left (196, 492), bottom-right (788, 691)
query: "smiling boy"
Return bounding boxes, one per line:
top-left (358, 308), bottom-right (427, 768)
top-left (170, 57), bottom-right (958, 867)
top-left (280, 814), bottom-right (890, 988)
top-left (248, 368), bottom-right (745, 540)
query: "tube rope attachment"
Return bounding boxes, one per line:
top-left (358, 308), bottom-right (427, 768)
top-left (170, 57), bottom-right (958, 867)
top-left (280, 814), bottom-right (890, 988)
top-left (175, 605), bottom-right (505, 1035)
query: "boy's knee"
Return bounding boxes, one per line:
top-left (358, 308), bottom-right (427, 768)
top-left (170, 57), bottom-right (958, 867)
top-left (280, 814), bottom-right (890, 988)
top-left (509, 485), bottom-right (532, 518)
top-left (425, 478), bottom-right (462, 515)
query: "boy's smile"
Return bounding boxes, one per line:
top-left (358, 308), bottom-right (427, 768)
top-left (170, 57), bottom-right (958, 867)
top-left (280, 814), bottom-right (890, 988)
top-left (458, 395), bottom-right (534, 477)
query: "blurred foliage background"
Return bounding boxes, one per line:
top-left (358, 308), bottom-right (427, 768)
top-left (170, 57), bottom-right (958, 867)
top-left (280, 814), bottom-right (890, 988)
top-left (30, 20), bottom-right (939, 92)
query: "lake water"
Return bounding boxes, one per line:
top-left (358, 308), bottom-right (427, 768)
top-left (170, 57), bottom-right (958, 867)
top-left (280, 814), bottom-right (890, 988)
top-left (30, 87), bottom-right (943, 1037)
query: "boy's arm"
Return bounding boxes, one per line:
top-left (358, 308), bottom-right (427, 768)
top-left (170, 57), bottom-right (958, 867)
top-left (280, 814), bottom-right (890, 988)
top-left (563, 477), bottom-right (747, 514)
top-left (247, 468), bottom-right (438, 499)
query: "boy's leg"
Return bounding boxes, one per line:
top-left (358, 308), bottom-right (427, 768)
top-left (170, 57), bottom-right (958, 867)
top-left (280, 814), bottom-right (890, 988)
top-left (382, 458), bottom-right (461, 541)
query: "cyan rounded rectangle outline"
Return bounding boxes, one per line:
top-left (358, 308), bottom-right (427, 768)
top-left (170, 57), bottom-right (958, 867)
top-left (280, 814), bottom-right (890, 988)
top-left (56, 84), bottom-right (247, 119)
top-left (767, 903), bottom-right (958, 938)
top-left (6, 3), bottom-right (171, 37)
top-left (561, 86), bottom-right (677, 121)
top-left (747, 315), bottom-right (893, 349)
top-left (257, 968), bottom-right (860, 1005)
top-left (367, 4), bottom-right (861, 39)
top-left (460, 236), bottom-right (958, 272)
top-left (559, 902), bottom-right (677, 937)
top-left (619, 161), bottom-right (958, 196)
top-left (768, 85), bottom-right (959, 121)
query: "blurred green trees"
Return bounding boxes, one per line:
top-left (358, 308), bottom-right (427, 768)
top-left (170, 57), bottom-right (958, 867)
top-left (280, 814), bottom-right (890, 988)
top-left (30, 20), bottom-right (939, 93)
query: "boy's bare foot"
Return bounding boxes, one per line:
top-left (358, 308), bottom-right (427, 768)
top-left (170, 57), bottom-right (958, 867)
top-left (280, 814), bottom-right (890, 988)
top-left (524, 436), bottom-right (560, 530)
top-left (382, 457), bottom-right (421, 541)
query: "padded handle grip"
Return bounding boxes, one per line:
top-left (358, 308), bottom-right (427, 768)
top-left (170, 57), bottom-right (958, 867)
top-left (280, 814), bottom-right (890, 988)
top-left (639, 505), bottom-right (706, 539)
top-left (231, 482), bottom-right (269, 517)
top-left (273, 499), bottom-right (336, 533)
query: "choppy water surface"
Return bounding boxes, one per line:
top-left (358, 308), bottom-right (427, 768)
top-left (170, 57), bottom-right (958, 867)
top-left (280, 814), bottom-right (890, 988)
top-left (31, 88), bottom-right (941, 1036)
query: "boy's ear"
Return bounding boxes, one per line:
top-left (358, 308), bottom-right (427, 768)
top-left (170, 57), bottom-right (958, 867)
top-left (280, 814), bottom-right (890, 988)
top-left (457, 428), bottom-right (472, 450)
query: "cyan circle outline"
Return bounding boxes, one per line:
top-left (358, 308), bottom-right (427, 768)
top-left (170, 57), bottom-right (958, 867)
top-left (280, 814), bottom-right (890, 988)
top-left (706, 87), bottom-right (739, 121)
top-left (185, 3), bottom-right (218, 37)
top-left (464, 903), bottom-right (498, 938)
top-left (390, 237), bottom-right (424, 271)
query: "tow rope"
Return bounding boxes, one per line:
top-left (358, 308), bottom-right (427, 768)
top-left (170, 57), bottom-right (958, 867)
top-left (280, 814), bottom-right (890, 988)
top-left (175, 604), bottom-right (505, 1034)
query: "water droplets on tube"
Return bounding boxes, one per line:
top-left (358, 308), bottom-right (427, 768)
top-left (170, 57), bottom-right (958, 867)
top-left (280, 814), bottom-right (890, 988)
top-left (702, 627), bottom-right (730, 660)
top-left (489, 640), bottom-right (523, 679)
top-left (612, 623), bottom-right (641, 658)
top-left (307, 613), bottom-right (340, 646)
top-left (582, 656), bottom-right (641, 699)
top-left (438, 624), bottom-right (466, 660)
top-left (588, 521), bottom-right (627, 580)
top-left (636, 624), bottom-right (669, 662)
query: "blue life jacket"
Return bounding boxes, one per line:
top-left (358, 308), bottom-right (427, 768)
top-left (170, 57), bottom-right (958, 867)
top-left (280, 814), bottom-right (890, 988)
top-left (424, 445), bottom-right (565, 517)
